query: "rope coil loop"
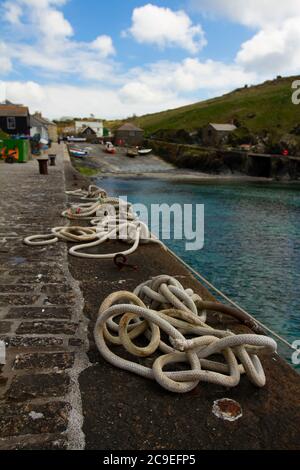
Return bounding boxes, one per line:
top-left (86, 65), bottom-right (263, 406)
top-left (62, 198), bottom-right (132, 220)
top-left (94, 275), bottom-right (277, 394)
top-left (69, 219), bottom-right (165, 259)
top-left (65, 185), bottom-right (107, 201)
top-left (24, 226), bottom-right (99, 246)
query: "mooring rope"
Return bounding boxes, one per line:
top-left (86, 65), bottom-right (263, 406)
top-left (24, 216), bottom-right (164, 259)
top-left (164, 246), bottom-right (296, 352)
top-left (94, 275), bottom-right (277, 393)
top-left (65, 185), bottom-right (107, 201)
top-left (24, 226), bottom-right (99, 246)
top-left (61, 197), bottom-right (131, 220)
top-left (69, 218), bottom-right (165, 259)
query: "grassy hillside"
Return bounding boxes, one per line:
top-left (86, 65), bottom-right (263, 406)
top-left (123, 76), bottom-right (300, 138)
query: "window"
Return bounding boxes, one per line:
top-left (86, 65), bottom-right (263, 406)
top-left (7, 117), bottom-right (16, 130)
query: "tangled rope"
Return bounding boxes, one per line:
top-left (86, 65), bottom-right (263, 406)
top-left (24, 226), bottom-right (99, 246)
top-left (61, 197), bottom-right (131, 220)
top-left (94, 275), bottom-right (277, 393)
top-left (69, 218), bottom-right (164, 259)
top-left (65, 185), bottom-right (107, 201)
top-left (24, 214), bottom-right (164, 259)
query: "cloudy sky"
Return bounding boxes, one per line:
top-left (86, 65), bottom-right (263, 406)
top-left (0, 0), bottom-right (299, 119)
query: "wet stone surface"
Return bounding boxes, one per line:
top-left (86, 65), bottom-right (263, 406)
top-left (6, 306), bottom-right (72, 320)
top-left (16, 321), bottom-right (78, 335)
top-left (6, 373), bottom-right (70, 401)
top-left (0, 146), bottom-right (86, 450)
top-left (0, 322), bottom-right (12, 334)
top-left (13, 352), bottom-right (75, 370)
top-left (0, 401), bottom-right (70, 438)
top-left (1, 336), bottom-right (65, 349)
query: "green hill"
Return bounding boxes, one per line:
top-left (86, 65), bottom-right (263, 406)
top-left (126, 76), bottom-right (300, 139)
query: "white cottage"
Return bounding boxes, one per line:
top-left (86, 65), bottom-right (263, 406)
top-left (75, 120), bottom-right (103, 138)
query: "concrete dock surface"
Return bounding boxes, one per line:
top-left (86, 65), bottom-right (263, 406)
top-left (0, 144), bottom-right (300, 450)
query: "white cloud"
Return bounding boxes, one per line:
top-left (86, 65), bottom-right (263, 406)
top-left (190, 0), bottom-right (300, 28)
top-left (3, 2), bottom-right (22, 24)
top-left (0, 42), bottom-right (12, 75)
top-left (91, 35), bottom-right (116, 58)
top-left (1, 53), bottom-right (256, 119)
top-left (120, 58), bottom-right (255, 106)
top-left (1, 80), bottom-right (187, 119)
top-left (1, 0), bottom-right (116, 81)
top-left (34, 7), bottom-right (73, 39)
top-left (236, 17), bottom-right (300, 75)
top-left (191, 0), bottom-right (300, 77)
top-left (126, 3), bottom-right (207, 54)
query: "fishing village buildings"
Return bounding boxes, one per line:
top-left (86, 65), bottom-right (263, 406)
top-left (0, 101), bottom-right (31, 137)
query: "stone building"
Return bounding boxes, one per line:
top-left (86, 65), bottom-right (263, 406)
top-left (114, 123), bottom-right (144, 146)
top-left (0, 101), bottom-right (30, 136)
top-left (75, 120), bottom-right (103, 138)
top-left (30, 112), bottom-right (58, 142)
top-left (202, 123), bottom-right (237, 146)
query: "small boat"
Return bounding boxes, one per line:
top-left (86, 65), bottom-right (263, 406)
top-left (127, 148), bottom-right (138, 158)
top-left (138, 148), bottom-right (152, 155)
top-left (69, 148), bottom-right (88, 158)
top-left (106, 142), bottom-right (116, 154)
top-left (67, 136), bottom-right (87, 143)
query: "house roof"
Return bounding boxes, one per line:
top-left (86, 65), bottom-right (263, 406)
top-left (117, 123), bottom-right (143, 132)
top-left (31, 114), bottom-right (56, 127)
top-left (0, 104), bottom-right (29, 117)
top-left (81, 126), bottom-right (96, 134)
top-left (209, 123), bottom-right (237, 132)
top-left (30, 115), bottom-right (47, 128)
top-left (75, 120), bottom-right (102, 127)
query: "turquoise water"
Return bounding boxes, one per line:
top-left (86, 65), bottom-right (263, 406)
top-left (98, 177), bottom-right (300, 367)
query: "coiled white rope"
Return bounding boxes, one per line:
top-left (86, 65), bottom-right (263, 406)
top-left (69, 218), bottom-right (165, 259)
top-left (61, 197), bottom-right (131, 220)
top-left (65, 185), bottom-right (107, 201)
top-left (24, 215), bottom-right (164, 259)
top-left (94, 275), bottom-right (277, 393)
top-left (24, 226), bottom-right (99, 246)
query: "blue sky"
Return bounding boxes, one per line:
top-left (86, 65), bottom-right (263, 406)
top-left (0, 0), bottom-right (299, 118)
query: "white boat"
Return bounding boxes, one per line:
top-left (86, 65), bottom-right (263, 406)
top-left (67, 136), bottom-right (87, 143)
top-left (138, 148), bottom-right (152, 155)
top-left (69, 148), bottom-right (88, 158)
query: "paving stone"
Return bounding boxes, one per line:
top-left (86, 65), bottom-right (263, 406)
top-left (14, 352), bottom-right (75, 370)
top-left (41, 284), bottom-right (73, 295)
top-left (16, 321), bottom-right (78, 335)
top-left (0, 294), bottom-right (39, 306)
top-left (1, 336), bottom-right (64, 349)
top-left (44, 293), bottom-right (76, 305)
top-left (8, 272), bottom-right (65, 284)
top-left (69, 338), bottom-right (84, 348)
top-left (0, 322), bottom-right (13, 334)
top-left (6, 306), bottom-right (72, 320)
top-left (0, 285), bottom-right (35, 293)
top-left (6, 373), bottom-right (70, 401)
top-left (0, 401), bottom-right (70, 438)
top-left (0, 146), bottom-right (86, 449)
top-left (0, 435), bottom-right (68, 450)
top-left (0, 376), bottom-right (8, 387)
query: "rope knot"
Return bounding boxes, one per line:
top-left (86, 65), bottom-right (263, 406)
top-left (170, 337), bottom-right (194, 352)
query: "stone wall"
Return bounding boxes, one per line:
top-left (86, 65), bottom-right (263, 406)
top-left (146, 139), bottom-right (300, 179)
